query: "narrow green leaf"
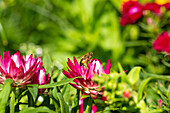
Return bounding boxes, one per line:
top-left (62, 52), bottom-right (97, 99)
top-left (118, 63), bottom-right (128, 82)
top-left (0, 79), bottom-right (13, 113)
top-left (38, 78), bottom-right (75, 88)
top-left (19, 106), bottom-right (55, 113)
top-left (52, 87), bottom-right (60, 113)
top-left (15, 89), bottom-right (28, 105)
top-left (71, 89), bottom-right (80, 113)
top-left (117, 63), bottom-right (126, 76)
top-left (168, 85), bottom-right (170, 99)
top-left (84, 97), bottom-right (93, 113)
top-left (53, 87), bottom-right (69, 113)
top-left (28, 84), bottom-right (38, 102)
top-left (10, 91), bottom-right (15, 113)
top-left (43, 54), bottom-right (52, 76)
top-left (137, 77), bottom-right (152, 102)
top-left (81, 95), bottom-right (90, 99)
top-left (128, 67), bottom-right (141, 85)
top-left (137, 75), bottom-right (170, 102)
top-left (62, 84), bottom-right (71, 103)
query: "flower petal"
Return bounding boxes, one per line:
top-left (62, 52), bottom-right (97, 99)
top-left (15, 66), bottom-right (25, 81)
top-left (3, 51), bottom-right (11, 68)
top-left (11, 51), bottom-right (23, 68)
top-left (63, 70), bottom-right (74, 78)
top-left (105, 58), bottom-right (111, 74)
top-left (69, 83), bottom-right (83, 90)
top-left (8, 60), bottom-right (17, 79)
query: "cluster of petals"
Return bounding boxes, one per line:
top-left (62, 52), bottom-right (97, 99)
top-left (0, 51), bottom-right (50, 89)
top-left (120, 1), bottom-right (170, 25)
top-left (31, 68), bottom-right (50, 93)
top-left (120, 1), bottom-right (143, 26)
top-left (153, 31), bottom-right (170, 54)
top-left (63, 57), bottom-right (111, 99)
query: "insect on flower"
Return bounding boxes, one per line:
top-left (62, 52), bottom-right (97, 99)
top-left (79, 52), bottom-right (93, 66)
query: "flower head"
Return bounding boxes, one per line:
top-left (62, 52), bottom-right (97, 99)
top-left (31, 68), bottom-right (50, 94)
top-left (120, 1), bottom-right (143, 25)
top-left (63, 57), bottom-right (111, 99)
top-left (0, 51), bottom-right (50, 87)
top-left (153, 31), bottom-right (170, 54)
top-left (163, 3), bottom-right (170, 10)
top-left (143, 3), bottom-right (162, 14)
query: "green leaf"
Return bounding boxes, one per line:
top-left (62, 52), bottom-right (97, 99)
top-left (43, 54), bottom-right (52, 76)
top-left (137, 75), bottom-right (170, 102)
top-left (19, 106), bottom-right (55, 113)
top-left (52, 87), bottom-right (60, 113)
top-left (62, 84), bottom-right (71, 103)
top-left (10, 91), bottom-right (15, 113)
top-left (117, 63), bottom-right (126, 76)
top-left (53, 87), bottom-right (69, 113)
top-left (38, 78), bottom-right (75, 88)
top-left (71, 89), bottom-right (80, 113)
top-left (84, 97), bottom-right (93, 113)
top-left (28, 84), bottom-right (38, 102)
top-left (15, 89), bottom-right (28, 105)
top-left (128, 67), bottom-right (141, 85)
top-left (137, 77), bottom-right (152, 102)
top-left (137, 99), bottom-right (147, 113)
top-left (81, 95), bottom-right (90, 99)
top-left (0, 79), bottom-right (13, 113)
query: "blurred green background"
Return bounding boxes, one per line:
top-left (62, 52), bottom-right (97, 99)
top-left (1, 0), bottom-right (169, 74)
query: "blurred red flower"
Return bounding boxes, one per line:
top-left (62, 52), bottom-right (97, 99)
top-left (143, 3), bottom-right (161, 14)
top-left (120, 1), bottom-right (143, 25)
top-left (123, 90), bottom-right (132, 98)
top-left (163, 3), bottom-right (170, 10)
top-left (153, 31), bottom-right (170, 54)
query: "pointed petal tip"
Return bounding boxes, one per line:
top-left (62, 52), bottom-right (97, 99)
top-left (105, 58), bottom-right (111, 74)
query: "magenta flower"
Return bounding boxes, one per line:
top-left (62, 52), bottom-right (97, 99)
top-left (0, 51), bottom-right (50, 87)
top-left (31, 68), bottom-right (50, 94)
top-left (158, 99), bottom-right (163, 107)
top-left (63, 57), bottom-right (111, 99)
top-left (143, 3), bottom-right (161, 14)
top-left (79, 97), bottom-right (97, 113)
top-left (120, 1), bottom-right (143, 25)
top-left (163, 3), bottom-right (170, 10)
top-left (153, 31), bottom-right (170, 54)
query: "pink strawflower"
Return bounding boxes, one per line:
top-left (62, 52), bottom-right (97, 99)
top-left (153, 31), bottom-right (170, 54)
top-left (143, 2), bottom-right (162, 14)
top-left (120, 1), bottom-right (143, 25)
top-left (158, 99), bottom-right (162, 107)
top-left (63, 57), bottom-right (111, 99)
top-left (0, 51), bottom-right (50, 88)
top-left (31, 68), bottom-right (50, 94)
top-left (79, 97), bottom-right (97, 113)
